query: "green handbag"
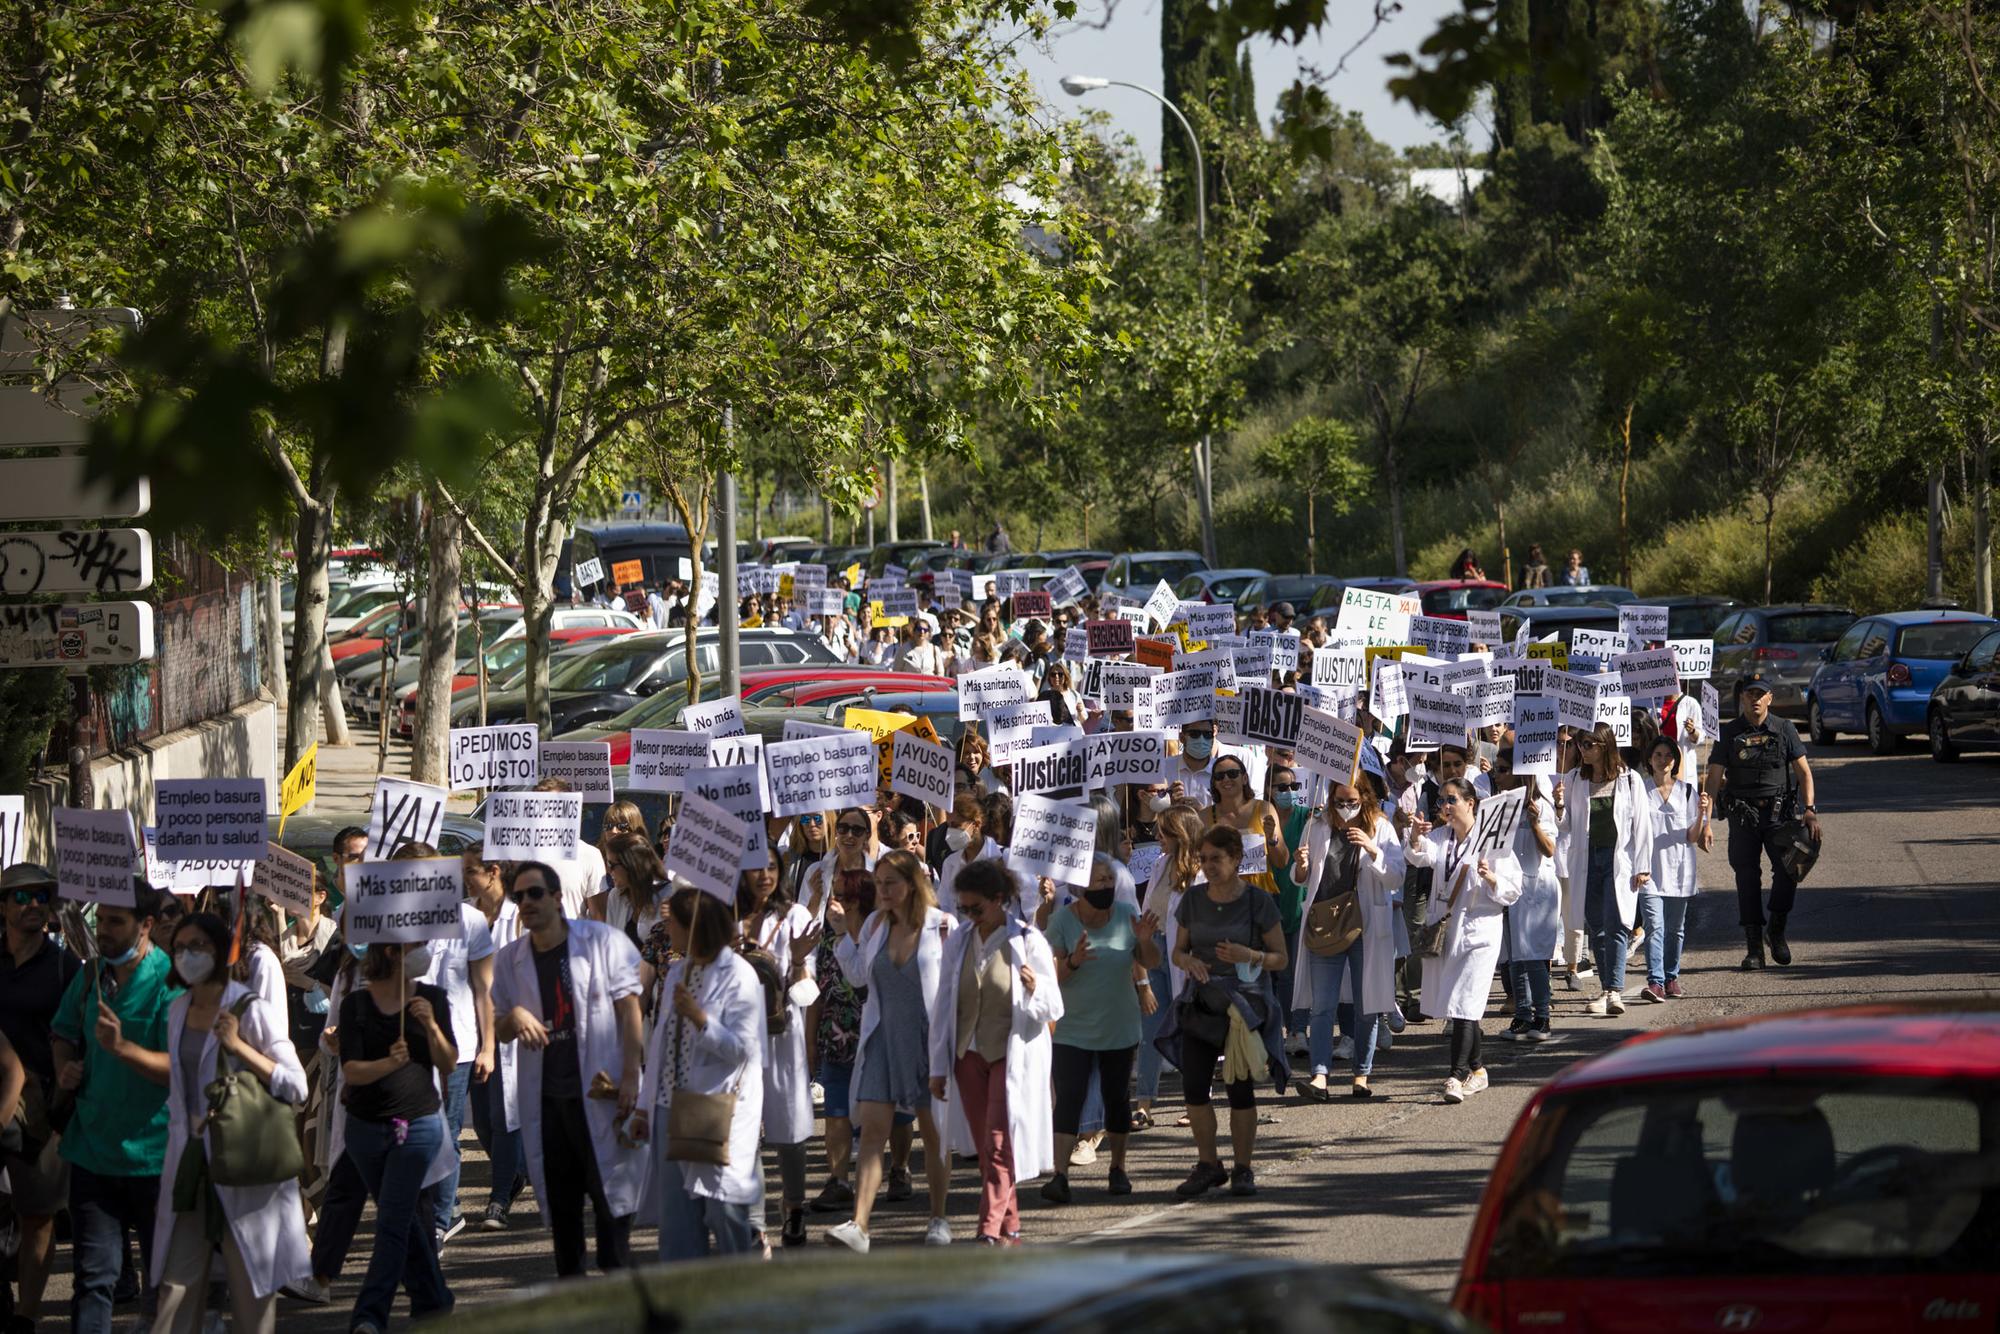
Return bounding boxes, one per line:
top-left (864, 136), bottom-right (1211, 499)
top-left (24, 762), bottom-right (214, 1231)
top-left (200, 997), bottom-right (306, 1188)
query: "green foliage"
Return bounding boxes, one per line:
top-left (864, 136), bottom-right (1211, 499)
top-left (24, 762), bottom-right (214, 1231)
top-left (0, 672), bottom-right (66, 795)
top-left (1810, 511), bottom-right (1980, 617)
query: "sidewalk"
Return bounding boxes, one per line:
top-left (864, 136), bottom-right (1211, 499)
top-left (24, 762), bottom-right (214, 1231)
top-left (282, 711), bottom-right (479, 820)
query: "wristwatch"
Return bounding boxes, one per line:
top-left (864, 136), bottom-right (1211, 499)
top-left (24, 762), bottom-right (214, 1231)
top-left (1803, 805), bottom-right (1818, 814)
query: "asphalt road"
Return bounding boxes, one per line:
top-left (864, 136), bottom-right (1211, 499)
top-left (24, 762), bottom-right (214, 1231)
top-left (52, 743), bottom-right (2000, 1328)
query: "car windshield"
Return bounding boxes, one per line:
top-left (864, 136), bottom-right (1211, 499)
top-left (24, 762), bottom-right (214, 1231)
top-left (547, 640), bottom-right (664, 691)
top-left (1667, 604), bottom-right (1732, 638)
top-left (1133, 557), bottom-right (1205, 586)
top-left (1423, 585), bottom-right (1502, 614)
top-left (1895, 621), bottom-right (1993, 659)
top-left (1766, 612), bottom-right (1854, 644)
top-left (1482, 1076), bottom-right (1998, 1279)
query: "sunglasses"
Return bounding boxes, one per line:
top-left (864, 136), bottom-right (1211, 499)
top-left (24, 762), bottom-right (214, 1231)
top-left (1184, 730), bottom-right (1215, 741)
top-left (507, 883), bottom-right (554, 904)
top-left (836, 823), bottom-right (869, 837)
top-left (1578, 739), bottom-right (1601, 750)
top-left (9, 887), bottom-right (53, 906)
top-left (1437, 795), bottom-right (1464, 807)
top-left (1213, 770), bottom-right (1245, 782)
top-left (1274, 782), bottom-right (1303, 793)
top-left (799, 814), bottom-right (825, 826)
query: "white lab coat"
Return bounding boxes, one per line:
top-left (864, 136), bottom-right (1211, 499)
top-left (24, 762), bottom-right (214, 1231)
top-left (1503, 794), bottom-right (1564, 963)
top-left (485, 899), bottom-right (523, 1132)
top-left (938, 840), bottom-right (1038, 921)
top-left (1406, 826), bottom-right (1524, 1022)
top-left (151, 982), bottom-right (311, 1299)
top-left (1641, 778), bottom-right (1700, 898)
top-left (634, 949), bottom-right (765, 1210)
top-left (1291, 814), bottom-right (1405, 1017)
top-left (834, 906), bottom-right (955, 1125)
top-left (489, 918), bottom-right (649, 1221)
top-left (748, 904), bottom-right (818, 1145)
top-left (926, 918), bottom-right (1063, 1182)
top-left (802, 850), bottom-right (878, 926)
top-left (1558, 769), bottom-right (1652, 933)
top-left (243, 942), bottom-right (287, 1020)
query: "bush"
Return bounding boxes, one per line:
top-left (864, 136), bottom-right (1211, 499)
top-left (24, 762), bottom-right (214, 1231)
top-left (1628, 481), bottom-right (1852, 603)
top-left (1809, 509), bottom-right (1978, 615)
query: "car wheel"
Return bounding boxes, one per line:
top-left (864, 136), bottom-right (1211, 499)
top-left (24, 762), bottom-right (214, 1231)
top-left (1807, 698), bottom-right (1837, 746)
top-left (1929, 708), bottom-right (1960, 763)
top-left (1865, 701), bottom-right (1897, 755)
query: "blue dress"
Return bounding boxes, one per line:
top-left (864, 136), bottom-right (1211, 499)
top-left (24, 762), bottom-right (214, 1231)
top-left (854, 943), bottom-right (930, 1113)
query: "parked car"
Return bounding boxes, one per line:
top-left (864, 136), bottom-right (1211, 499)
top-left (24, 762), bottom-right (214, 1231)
top-left (1453, 1002), bottom-right (2000, 1334)
top-left (1926, 624), bottom-right (2000, 762)
top-left (868, 539), bottom-right (947, 576)
top-left (1305, 575), bottom-right (1418, 617)
top-left (1170, 567), bottom-right (1268, 605)
top-left (1412, 579), bottom-right (1509, 620)
top-left (1653, 592), bottom-right (1743, 639)
top-left (1236, 574), bottom-right (1341, 613)
top-left (1501, 584), bottom-right (1638, 609)
top-left (395, 625), bottom-right (638, 737)
top-left (1806, 608), bottom-right (1998, 753)
top-left (344, 610), bottom-right (521, 724)
top-left (445, 1251), bottom-right (1474, 1334)
top-left (1711, 604), bottom-right (1856, 718)
top-left (559, 668), bottom-right (947, 763)
top-left (276, 812), bottom-right (485, 915)
top-left (1497, 605), bottom-right (1621, 650)
top-left (555, 521), bottom-right (697, 601)
top-left (1100, 550), bottom-right (1209, 598)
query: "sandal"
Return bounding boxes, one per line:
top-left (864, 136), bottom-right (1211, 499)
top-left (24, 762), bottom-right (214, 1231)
top-left (1131, 1107), bottom-right (1155, 1131)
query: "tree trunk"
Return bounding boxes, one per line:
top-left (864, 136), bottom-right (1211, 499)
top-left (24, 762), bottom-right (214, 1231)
top-left (1762, 486), bottom-right (1778, 605)
top-left (1976, 420), bottom-right (1993, 615)
top-left (519, 496), bottom-right (565, 733)
top-left (413, 498), bottom-right (461, 786)
top-left (1928, 467), bottom-right (1947, 602)
top-left (1305, 490), bottom-right (1318, 574)
top-left (1617, 401), bottom-right (1634, 588)
top-left (284, 503), bottom-right (332, 769)
top-left (261, 570), bottom-right (286, 707)
top-left (750, 469), bottom-right (763, 542)
top-left (821, 494), bottom-right (832, 544)
top-left (918, 467), bottom-right (933, 541)
top-left (1496, 495), bottom-right (1509, 590)
top-left (1383, 436), bottom-right (1407, 577)
top-left (885, 458), bottom-right (899, 543)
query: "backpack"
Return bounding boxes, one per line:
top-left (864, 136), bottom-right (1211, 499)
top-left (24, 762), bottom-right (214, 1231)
top-left (737, 944), bottom-right (792, 1036)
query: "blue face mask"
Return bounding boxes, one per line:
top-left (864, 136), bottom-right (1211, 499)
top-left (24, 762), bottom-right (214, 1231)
top-left (348, 941), bottom-right (369, 960)
top-left (1184, 736), bottom-right (1214, 761)
top-left (1234, 959), bottom-right (1263, 984)
top-left (102, 943), bottom-right (140, 967)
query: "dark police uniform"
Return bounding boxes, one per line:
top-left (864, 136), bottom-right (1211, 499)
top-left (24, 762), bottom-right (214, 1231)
top-left (1714, 711), bottom-right (1807, 925)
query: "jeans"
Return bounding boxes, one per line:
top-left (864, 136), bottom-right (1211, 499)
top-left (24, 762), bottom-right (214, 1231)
top-left (1307, 940), bottom-right (1378, 1077)
top-left (953, 1051), bottom-right (1019, 1241)
top-left (653, 1116), bottom-right (757, 1262)
top-left (68, 1164), bottom-right (160, 1334)
top-left (309, 1152), bottom-right (365, 1281)
top-left (1641, 895), bottom-right (1691, 986)
top-left (1727, 799), bottom-right (1799, 925)
top-left (1135, 963), bottom-right (1172, 1100)
top-left (433, 1061), bottom-right (472, 1232)
top-left (1509, 959), bottom-right (1552, 1024)
top-left (469, 1060), bottom-right (526, 1210)
top-left (344, 1112), bottom-right (452, 1332)
top-left (1582, 845), bottom-right (1628, 993)
top-left (542, 1096), bottom-right (632, 1277)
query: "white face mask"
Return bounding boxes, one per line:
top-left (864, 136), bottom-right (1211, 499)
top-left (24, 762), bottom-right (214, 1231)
top-left (401, 944), bottom-right (433, 977)
top-left (1148, 792), bottom-right (1173, 814)
top-left (175, 950), bottom-right (215, 985)
top-left (1333, 803), bottom-right (1362, 822)
top-left (944, 827), bottom-right (972, 852)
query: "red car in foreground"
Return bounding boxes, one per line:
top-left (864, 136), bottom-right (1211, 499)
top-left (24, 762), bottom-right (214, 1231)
top-left (1454, 1003), bottom-right (2000, 1333)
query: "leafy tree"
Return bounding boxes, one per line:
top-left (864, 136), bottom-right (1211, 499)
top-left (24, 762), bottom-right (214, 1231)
top-left (1254, 416), bottom-right (1372, 571)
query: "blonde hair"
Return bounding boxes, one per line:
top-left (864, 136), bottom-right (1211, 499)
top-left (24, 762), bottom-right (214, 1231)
top-left (874, 850), bottom-right (938, 926)
top-left (1156, 804), bottom-right (1204, 893)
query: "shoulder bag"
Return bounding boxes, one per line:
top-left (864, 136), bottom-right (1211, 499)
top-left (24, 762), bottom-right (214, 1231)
top-left (1303, 840), bottom-right (1363, 958)
top-left (1413, 857), bottom-right (1471, 960)
top-left (202, 996), bottom-right (306, 1187)
top-left (665, 965), bottom-right (739, 1166)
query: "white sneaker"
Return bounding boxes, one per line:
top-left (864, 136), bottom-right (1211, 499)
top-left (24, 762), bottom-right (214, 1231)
top-left (1626, 929), bottom-right (1646, 962)
top-left (1442, 1077), bottom-right (1465, 1104)
top-left (826, 1220), bottom-right (870, 1253)
top-left (811, 1081), bottom-right (826, 1107)
top-left (1334, 1036), bottom-right (1355, 1062)
top-left (1464, 1068), bottom-right (1489, 1095)
top-left (1069, 1134), bottom-right (1099, 1166)
top-left (924, 1216), bottom-right (953, 1246)
top-left (1586, 990), bottom-right (1626, 1017)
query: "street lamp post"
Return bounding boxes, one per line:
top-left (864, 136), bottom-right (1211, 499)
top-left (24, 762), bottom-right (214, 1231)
top-left (1060, 74), bottom-right (1219, 568)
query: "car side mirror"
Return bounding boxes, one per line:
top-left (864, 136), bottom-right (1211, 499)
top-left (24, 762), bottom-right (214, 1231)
top-left (1818, 646), bottom-right (1833, 663)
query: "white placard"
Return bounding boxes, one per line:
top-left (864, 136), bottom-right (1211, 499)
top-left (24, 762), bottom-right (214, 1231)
top-left (341, 858), bottom-right (465, 944)
top-left (707, 734), bottom-right (772, 811)
top-left (1141, 580), bottom-right (1180, 631)
top-left (1619, 605), bottom-right (1669, 645)
top-left (1472, 786), bottom-right (1526, 855)
top-left (54, 807), bottom-right (137, 906)
top-left (483, 792), bottom-right (583, 863)
top-left (1407, 685), bottom-right (1468, 748)
top-left (1250, 629), bottom-right (1300, 674)
top-left (1571, 627), bottom-right (1628, 662)
top-left (1099, 662), bottom-right (1157, 710)
top-left (665, 792), bottom-right (750, 903)
top-left (366, 776), bottom-right (450, 860)
top-left (1409, 615), bottom-right (1470, 657)
top-left (876, 588), bottom-right (920, 618)
top-left (1239, 834), bottom-right (1267, 876)
top-left (1084, 729), bottom-right (1169, 787)
top-left (1232, 644), bottom-right (1271, 685)
top-left (684, 763), bottom-right (768, 870)
top-left (812, 588), bottom-right (847, 617)
top-left (782, 719), bottom-right (853, 742)
top-left (574, 557), bottom-right (605, 589)
top-left (1046, 567), bottom-right (1088, 607)
top-left (1491, 655), bottom-right (1545, 697)
top-left (1062, 626), bottom-right (1088, 661)
top-left (251, 843), bottom-right (318, 917)
top-left (1614, 648), bottom-right (1680, 701)
top-left (890, 731), bottom-right (956, 807)
top-left (1465, 675), bottom-right (1516, 729)
top-left (1437, 658), bottom-right (1489, 693)
top-left (1012, 739), bottom-right (1089, 795)
top-left (993, 571), bottom-right (1031, 599)
top-left (1701, 682), bottom-right (1721, 741)
top-left (141, 827), bottom-right (254, 894)
top-left (1370, 660), bottom-right (1408, 721)
top-left (627, 728), bottom-right (712, 793)
top-left (1182, 603), bottom-right (1236, 640)
top-left (765, 731), bottom-right (878, 816)
top-left (1668, 639), bottom-right (1714, 681)
top-left (683, 694), bottom-right (747, 737)
top-left (1595, 694), bottom-right (1633, 746)
top-left (1295, 705), bottom-right (1362, 784)
top-left (1152, 663), bottom-right (1219, 728)
top-left (0, 794), bottom-right (23, 868)
top-left (152, 779), bottom-right (267, 862)
top-left (448, 724), bottom-right (540, 790)
top-left (1466, 609), bottom-right (1503, 645)
top-left (1546, 668), bottom-right (1604, 731)
top-left (959, 663), bottom-right (1031, 721)
top-left (535, 742), bottom-right (614, 802)
top-left (1310, 647), bottom-right (1365, 692)
top-left (1005, 794), bottom-right (1098, 887)
top-left (1512, 696), bottom-right (1560, 777)
top-left (1335, 587), bottom-right (1422, 646)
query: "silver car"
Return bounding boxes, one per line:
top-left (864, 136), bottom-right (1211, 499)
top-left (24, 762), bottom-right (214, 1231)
top-left (1711, 604), bottom-right (1856, 716)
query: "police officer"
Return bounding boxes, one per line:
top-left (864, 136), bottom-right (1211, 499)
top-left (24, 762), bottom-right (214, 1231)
top-left (1702, 677), bottom-right (1820, 970)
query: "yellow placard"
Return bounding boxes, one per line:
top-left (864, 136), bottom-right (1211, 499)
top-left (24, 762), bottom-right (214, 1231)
top-left (1166, 623), bottom-right (1209, 654)
top-left (868, 601), bottom-right (909, 630)
top-left (1525, 640), bottom-right (1570, 671)
top-left (843, 708), bottom-right (939, 786)
top-left (280, 743), bottom-right (317, 817)
top-left (844, 563), bottom-right (863, 586)
top-left (779, 574), bottom-right (795, 599)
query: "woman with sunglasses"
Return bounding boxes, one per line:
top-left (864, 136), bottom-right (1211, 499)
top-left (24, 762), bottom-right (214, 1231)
top-left (1557, 722), bottom-right (1651, 1018)
top-left (776, 813), bottom-right (829, 910)
top-left (1290, 779), bottom-right (1404, 1101)
top-left (826, 850), bottom-right (955, 1252)
top-left (1406, 778), bottom-right (1523, 1104)
top-left (1635, 735), bottom-right (1705, 1004)
top-left (1201, 757), bottom-right (1288, 898)
top-left (802, 808), bottom-right (879, 927)
top-left (738, 862), bottom-right (823, 1248)
top-left (585, 801), bottom-right (648, 922)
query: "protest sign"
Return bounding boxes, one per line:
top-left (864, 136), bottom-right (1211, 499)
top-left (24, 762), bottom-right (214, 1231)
top-left (1437, 659), bottom-right (1489, 693)
top-left (875, 588), bottom-right (920, 619)
top-left (993, 571), bottom-right (1031, 599)
top-left (665, 792), bottom-right (750, 903)
top-left (1525, 639), bottom-right (1570, 671)
top-left (1295, 705), bottom-right (1362, 784)
top-left (1133, 637), bottom-right (1177, 670)
top-left (1045, 566), bottom-right (1088, 607)
top-left (1370, 660), bottom-right (1408, 721)
top-left (1466, 674), bottom-right (1516, 729)
top-left (683, 694), bottom-right (747, 737)
top-left (55, 808), bottom-right (137, 906)
top-left (1407, 686), bottom-right (1469, 748)
top-left (1012, 738), bottom-right (1089, 795)
top-left (1546, 668), bottom-right (1604, 730)
top-left (573, 557), bottom-right (605, 590)
top-left (878, 563), bottom-right (907, 586)
top-left (152, 779), bottom-right (267, 862)
top-left (1098, 662), bottom-right (1157, 710)
top-left (812, 588), bottom-right (847, 617)
top-left (251, 842), bottom-right (317, 917)
top-left (366, 777), bottom-right (448, 860)
top-left (447, 724), bottom-right (539, 790)
top-left (1614, 648), bottom-right (1681, 700)
top-left (1239, 834), bottom-right (1268, 876)
top-left (1152, 664), bottom-right (1219, 728)
top-left (0, 795), bottom-right (21, 868)
top-left (1619, 604), bottom-right (1669, 646)
top-left (484, 791), bottom-right (583, 863)
top-left (684, 763), bottom-right (768, 870)
top-left (1335, 587), bottom-right (1422, 646)
top-left (627, 728), bottom-right (711, 792)
top-left (1668, 638), bottom-right (1714, 680)
top-left (1063, 627), bottom-right (1088, 661)
top-left (1239, 686), bottom-right (1305, 746)
top-left (536, 741), bottom-right (614, 801)
top-left (891, 730), bottom-right (956, 807)
top-left (1127, 842), bottom-right (1164, 888)
top-left (1005, 795), bottom-right (1097, 887)
top-left (279, 743), bottom-right (317, 822)
top-left (1512, 696), bottom-right (1561, 776)
top-left (1084, 618), bottom-right (1136, 658)
top-left (1231, 644), bottom-right (1271, 685)
top-left (1595, 694), bottom-right (1634, 745)
top-left (1309, 646), bottom-right (1365, 691)
top-left (1409, 615), bottom-right (1471, 657)
top-left (1467, 609), bottom-right (1503, 645)
top-left (708, 734), bottom-right (771, 810)
top-left (986, 700), bottom-right (1054, 764)
top-left (611, 559), bottom-right (644, 587)
top-left (1294, 681), bottom-right (1352, 719)
top-left (1183, 603), bottom-right (1236, 640)
top-left (341, 858), bottom-right (464, 944)
top-left (1472, 787), bottom-right (1526, 855)
top-left (1572, 627), bottom-right (1628, 662)
top-left (792, 563), bottom-right (828, 591)
top-left (1009, 590), bottom-right (1053, 621)
top-left (1141, 580), bottom-right (1180, 631)
top-left (1176, 646), bottom-right (1237, 691)
top-left (1084, 729), bottom-right (1168, 787)
top-left (1213, 691), bottom-right (1246, 746)
top-left (1491, 655), bottom-right (1545, 697)
top-left (140, 828), bottom-right (253, 894)
top-left (765, 731), bottom-right (877, 816)
top-left (958, 663), bottom-right (1030, 720)
top-left (1701, 682), bottom-right (1721, 740)
top-left (1131, 678), bottom-right (1158, 730)
top-left (1256, 629), bottom-right (1301, 674)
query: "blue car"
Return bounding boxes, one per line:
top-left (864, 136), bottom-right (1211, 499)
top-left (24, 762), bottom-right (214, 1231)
top-left (1806, 608), bottom-right (1999, 753)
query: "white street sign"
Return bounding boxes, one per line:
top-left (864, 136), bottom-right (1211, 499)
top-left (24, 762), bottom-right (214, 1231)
top-left (0, 528), bottom-right (153, 596)
top-left (0, 601), bottom-right (154, 666)
top-left (0, 456), bottom-right (150, 522)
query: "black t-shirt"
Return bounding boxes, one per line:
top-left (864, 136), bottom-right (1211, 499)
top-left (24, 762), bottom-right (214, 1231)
top-left (534, 937), bottom-right (584, 1101)
top-left (0, 934), bottom-right (81, 1081)
top-left (1717, 716), bottom-right (1805, 800)
top-left (338, 982), bottom-right (452, 1124)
